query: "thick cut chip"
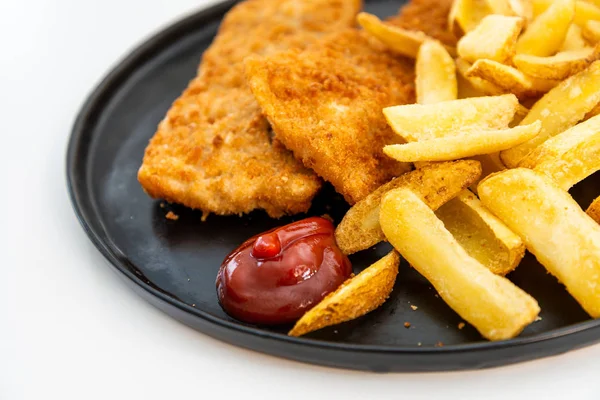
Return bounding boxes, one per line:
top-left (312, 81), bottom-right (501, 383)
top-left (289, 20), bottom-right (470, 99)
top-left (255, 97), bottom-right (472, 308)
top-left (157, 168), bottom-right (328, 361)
top-left (384, 94), bottom-right (519, 142)
top-left (456, 58), bottom-right (505, 96)
top-left (436, 190), bottom-right (525, 275)
top-left (501, 61), bottom-right (600, 167)
top-left (479, 168), bottom-right (600, 318)
top-left (583, 20), bottom-right (600, 42)
top-left (466, 59), bottom-right (559, 98)
top-left (380, 188), bottom-right (540, 341)
top-left (335, 160), bottom-right (482, 255)
top-left (517, 0), bottom-right (575, 56)
top-left (138, 0), bottom-right (361, 218)
top-left (457, 15), bottom-right (524, 63)
top-left (449, 0), bottom-right (493, 35)
top-left (561, 24), bottom-right (588, 51)
top-left (486, 0), bottom-right (533, 20)
top-left (288, 252), bottom-right (400, 337)
top-left (588, 196), bottom-right (600, 224)
top-left (383, 122), bottom-right (541, 162)
top-left (357, 13), bottom-right (456, 58)
top-left (416, 40), bottom-right (457, 104)
top-left (518, 114), bottom-right (600, 189)
top-left (533, 0), bottom-right (600, 26)
top-left (246, 29), bottom-right (414, 205)
top-left (469, 153), bottom-right (506, 192)
top-left (513, 47), bottom-right (600, 80)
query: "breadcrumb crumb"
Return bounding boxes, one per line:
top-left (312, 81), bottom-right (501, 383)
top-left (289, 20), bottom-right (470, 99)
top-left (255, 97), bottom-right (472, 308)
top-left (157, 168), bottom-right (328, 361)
top-left (404, 322), bottom-right (411, 328)
top-left (410, 305), bottom-right (418, 311)
top-left (166, 211), bottom-right (179, 221)
top-left (458, 322), bottom-right (466, 330)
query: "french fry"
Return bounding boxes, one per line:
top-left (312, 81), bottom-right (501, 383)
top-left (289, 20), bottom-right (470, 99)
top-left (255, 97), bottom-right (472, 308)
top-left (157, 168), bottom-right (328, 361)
top-left (518, 114), bottom-right (600, 189)
top-left (335, 160), bottom-right (482, 255)
top-left (512, 103), bottom-right (530, 126)
top-left (289, 252), bottom-right (400, 337)
top-left (456, 58), bottom-right (505, 96)
top-left (449, 0), bottom-right (493, 36)
top-left (470, 153), bottom-right (506, 192)
top-left (478, 168), bottom-right (600, 318)
top-left (561, 24), bottom-right (588, 51)
top-left (587, 196), bottom-right (600, 224)
top-left (533, 0), bottom-right (600, 26)
top-left (380, 188), bottom-right (540, 341)
top-left (357, 13), bottom-right (456, 58)
top-left (486, 0), bottom-right (533, 20)
top-left (416, 40), bottom-right (457, 104)
top-left (436, 190), bottom-right (526, 275)
top-left (457, 15), bottom-right (524, 63)
top-left (501, 61), bottom-right (600, 167)
top-left (384, 94), bottom-right (519, 142)
top-left (513, 47), bottom-right (600, 80)
top-left (383, 122), bottom-right (541, 162)
top-left (585, 101), bottom-right (600, 120)
top-left (583, 20), bottom-right (600, 43)
top-left (517, 0), bottom-right (575, 56)
top-left (466, 59), bottom-right (559, 98)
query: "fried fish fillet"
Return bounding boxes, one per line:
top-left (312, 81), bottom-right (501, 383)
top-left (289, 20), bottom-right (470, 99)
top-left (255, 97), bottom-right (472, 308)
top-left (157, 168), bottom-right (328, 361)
top-left (138, 0), bottom-right (361, 218)
top-left (387, 0), bottom-right (457, 47)
top-left (245, 30), bottom-right (415, 204)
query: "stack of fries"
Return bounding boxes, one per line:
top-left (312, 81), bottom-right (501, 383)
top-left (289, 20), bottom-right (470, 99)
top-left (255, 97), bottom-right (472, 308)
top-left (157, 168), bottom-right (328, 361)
top-left (288, 0), bottom-right (600, 342)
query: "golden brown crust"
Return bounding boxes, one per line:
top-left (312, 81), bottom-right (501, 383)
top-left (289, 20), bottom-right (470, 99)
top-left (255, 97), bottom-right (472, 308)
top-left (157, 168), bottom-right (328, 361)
top-left (245, 29), bottom-right (415, 204)
top-left (289, 251), bottom-right (400, 337)
top-left (387, 0), bottom-right (458, 47)
top-left (335, 160), bottom-right (482, 255)
top-left (588, 196), bottom-right (600, 224)
top-left (138, 0), bottom-right (361, 218)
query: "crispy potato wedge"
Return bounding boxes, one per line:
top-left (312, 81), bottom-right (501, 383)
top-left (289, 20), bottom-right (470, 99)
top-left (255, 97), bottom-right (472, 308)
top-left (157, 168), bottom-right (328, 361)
top-left (358, 13), bottom-right (456, 58)
top-left (501, 61), bottom-right (600, 167)
top-left (466, 59), bottom-right (559, 98)
top-left (457, 15), bottom-right (524, 63)
top-left (518, 114), bottom-right (600, 189)
top-left (449, 0), bottom-right (493, 36)
top-left (583, 20), bottom-right (600, 43)
top-left (384, 94), bottom-right (519, 142)
top-left (517, 0), bottom-right (575, 56)
top-left (436, 190), bottom-right (526, 275)
top-left (513, 47), bottom-right (600, 80)
top-left (561, 24), bottom-right (588, 51)
top-left (533, 0), bottom-right (600, 26)
top-left (417, 40), bottom-right (457, 104)
top-left (380, 188), bottom-right (540, 341)
top-left (383, 122), bottom-right (541, 162)
top-left (289, 251), bottom-right (400, 337)
top-left (478, 168), bottom-right (600, 318)
top-left (335, 160), bottom-right (482, 255)
top-left (456, 58), bottom-right (505, 96)
top-left (587, 196), bottom-right (600, 224)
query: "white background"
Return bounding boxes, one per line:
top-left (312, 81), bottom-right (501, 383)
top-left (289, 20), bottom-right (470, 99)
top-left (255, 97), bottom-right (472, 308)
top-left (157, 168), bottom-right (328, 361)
top-left (2, 0), bottom-right (600, 399)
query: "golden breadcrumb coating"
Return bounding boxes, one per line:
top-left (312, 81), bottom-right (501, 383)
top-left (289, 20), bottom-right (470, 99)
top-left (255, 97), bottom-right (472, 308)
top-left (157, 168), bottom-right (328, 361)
top-left (245, 29), bottom-right (415, 204)
top-left (138, 0), bottom-right (361, 218)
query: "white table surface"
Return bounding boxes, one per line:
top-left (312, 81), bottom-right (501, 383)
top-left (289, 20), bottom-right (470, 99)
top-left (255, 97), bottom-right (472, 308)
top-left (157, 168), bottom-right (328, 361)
top-left (2, 0), bottom-right (600, 399)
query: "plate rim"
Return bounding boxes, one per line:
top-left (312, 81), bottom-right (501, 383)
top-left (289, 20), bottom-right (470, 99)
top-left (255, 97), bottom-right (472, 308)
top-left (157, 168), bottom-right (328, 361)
top-left (65, 0), bottom-right (600, 370)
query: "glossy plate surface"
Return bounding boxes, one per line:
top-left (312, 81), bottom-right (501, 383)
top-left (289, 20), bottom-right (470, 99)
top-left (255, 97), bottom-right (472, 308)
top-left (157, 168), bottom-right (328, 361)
top-left (66, 0), bottom-right (600, 372)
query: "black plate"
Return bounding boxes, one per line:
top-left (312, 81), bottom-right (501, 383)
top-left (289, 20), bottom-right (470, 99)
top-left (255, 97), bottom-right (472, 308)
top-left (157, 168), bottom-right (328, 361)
top-left (66, 0), bottom-right (600, 372)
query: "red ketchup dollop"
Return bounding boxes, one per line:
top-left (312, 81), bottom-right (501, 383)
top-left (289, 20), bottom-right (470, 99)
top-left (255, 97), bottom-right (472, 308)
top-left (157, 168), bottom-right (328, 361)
top-left (216, 217), bottom-right (352, 325)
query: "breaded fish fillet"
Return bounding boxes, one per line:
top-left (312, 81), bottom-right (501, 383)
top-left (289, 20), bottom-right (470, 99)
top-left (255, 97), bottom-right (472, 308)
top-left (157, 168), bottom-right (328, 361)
top-left (245, 29), bottom-right (415, 204)
top-left (387, 0), bottom-right (457, 47)
top-left (138, 0), bottom-right (361, 218)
